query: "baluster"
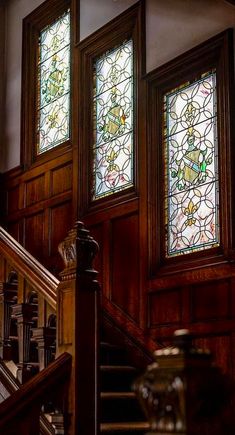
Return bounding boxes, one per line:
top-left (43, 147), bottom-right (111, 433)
top-left (43, 410), bottom-right (65, 435)
top-left (32, 326), bottom-right (56, 370)
top-left (0, 279), bottom-right (17, 360)
top-left (11, 303), bottom-right (37, 383)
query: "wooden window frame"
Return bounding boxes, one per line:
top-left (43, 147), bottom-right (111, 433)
top-left (77, 1), bottom-right (145, 215)
top-left (21, 0), bottom-right (71, 169)
top-left (147, 29), bottom-right (235, 278)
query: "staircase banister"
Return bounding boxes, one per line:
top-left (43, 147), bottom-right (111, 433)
top-left (0, 352), bottom-right (72, 431)
top-left (0, 359), bottom-right (20, 394)
top-left (0, 226), bottom-right (58, 310)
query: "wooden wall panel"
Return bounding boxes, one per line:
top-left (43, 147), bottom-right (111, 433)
top-left (7, 221), bottom-right (20, 242)
top-left (195, 334), bottom-right (232, 374)
top-left (191, 279), bottom-right (230, 322)
top-left (148, 288), bottom-right (182, 327)
top-left (50, 201), bottom-right (73, 256)
top-left (3, 152), bottom-right (73, 274)
top-left (147, 277), bottom-right (235, 375)
top-left (111, 213), bottom-right (139, 323)
top-left (25, 175), bottom-right (45, 206)
top-left (51, 163), bottom-right (72, 196)
top-left (24, 212), bottom-right (45, 262)
top-left (7, 186), bottom-right (19, 214)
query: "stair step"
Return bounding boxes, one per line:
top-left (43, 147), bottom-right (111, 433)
top-left (101, 391), bottom-right (144, 423)
top-left (101, 365), bottom-right (138, 392)
top-left (100, 421), bottom-right (150, 433)
top-left (100, 342), bottom-right (127, 365)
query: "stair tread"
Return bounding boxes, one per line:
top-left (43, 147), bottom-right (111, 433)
top-left (101, 422), bottom-right (149, 432)
top-left (101, 342), bottom-right (123, 349)
top-left (101, 365), bottom-right (137, 372)
top-left (101, 392), bottom-right (136, 399)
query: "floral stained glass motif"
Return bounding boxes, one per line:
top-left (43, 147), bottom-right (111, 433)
top-left (37, 11), bottom-right (70, 154)
top-left (164, 71), bottom-right (220, 257)
top-left (93, 40), bottom-right (134, 199)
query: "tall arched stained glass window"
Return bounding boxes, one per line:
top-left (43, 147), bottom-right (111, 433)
top-left (37, 10), bottom-right (70, 154)
top-left (164, 71), bottom-right (220, 257)
top-left (93, 40), bottom-right (134, 200)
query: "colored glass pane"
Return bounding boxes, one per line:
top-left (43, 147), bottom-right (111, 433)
top-left (164, 71), bottom-right (220, 256)
top-left (93, 40), bottom-right (134, 199)
top-left (37, 11), bottom-right (70, 154)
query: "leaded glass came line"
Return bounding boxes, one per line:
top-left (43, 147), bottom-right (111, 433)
top-left (164, 71), bottom-right (220, 257)
top-left (93, 40), bottom-right (134, 200)
top-left (37, 10), bottom-right (70, 154)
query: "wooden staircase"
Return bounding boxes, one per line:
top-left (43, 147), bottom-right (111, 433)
top-left (0, 223), bottom-right (149, 434)
top-left (100, 341), bottom-right (149, 434)
top-left (0, 280), bottom-right (149, 433)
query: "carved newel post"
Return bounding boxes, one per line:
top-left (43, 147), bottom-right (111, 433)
top-left (134, 329), bottom-right (235, 435)
top-left (57, 221), bottom-right (100, 435)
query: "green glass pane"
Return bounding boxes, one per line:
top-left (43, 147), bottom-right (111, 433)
top-left (37, 10), bottom-right (70, 154)
top-left (164, 72), bottom-right (220, 256)
top-left (93, 40), bottom-right (134, 199)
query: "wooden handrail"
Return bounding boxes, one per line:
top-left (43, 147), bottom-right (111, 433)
top-left (0, 226), bottom-right (58, 310)
top-left (0, 352), bottom-right (72, 433)
top-left (0, 359), bottom-right (20, 395)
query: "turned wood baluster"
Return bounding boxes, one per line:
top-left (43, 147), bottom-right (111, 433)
top-left (0, 279), bottom-right (17, 360)
top-left (32, 326), bottom-right (56, 371)
top-left (11, 303), bottom-right (36, 383)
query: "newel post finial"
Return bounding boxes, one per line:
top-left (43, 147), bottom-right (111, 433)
top-left (58, 221), bottom-right (99, 278)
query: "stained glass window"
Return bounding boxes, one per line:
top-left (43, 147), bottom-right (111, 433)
top-left (164, 71), bottom-right (220, 257)
top-left (93, 40), bottom-right (134, 200)
top-left (37, 10), bottom-right (70, 154)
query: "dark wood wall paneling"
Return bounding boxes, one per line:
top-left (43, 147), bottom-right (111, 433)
top-left (3, 153), bottom-right (73, 275)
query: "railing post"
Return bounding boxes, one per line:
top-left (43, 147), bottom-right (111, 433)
top-left (0, 281), bottom-right (17, 360)
top-left (57, 221), bottom-right (100, 435)
top-left (11, 303), bottom-right (37, 383)
top-left (32, 326), bottom-right (56, 370)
